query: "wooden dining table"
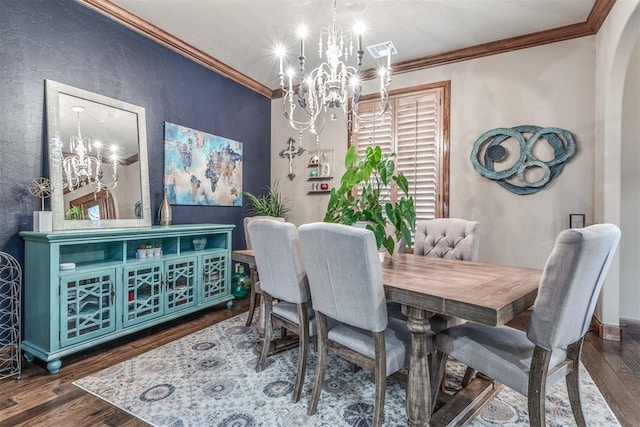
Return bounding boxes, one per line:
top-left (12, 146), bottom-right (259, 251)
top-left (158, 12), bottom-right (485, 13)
top-left (232, 249), bottom-right (541, 426)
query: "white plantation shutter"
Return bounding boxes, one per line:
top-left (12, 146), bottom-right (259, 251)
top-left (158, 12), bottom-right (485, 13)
top-left (351, 84), bottom-right (446, 221)
top-left (395, 91), bottom-right (440, 220)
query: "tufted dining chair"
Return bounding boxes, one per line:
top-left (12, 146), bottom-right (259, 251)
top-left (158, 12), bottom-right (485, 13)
top-left (413, 218), bottom-right (479, 333)
top-left (243, 216), bottom-right (285, 327)
top-left (413, 218), bottom-right (479, 261)
top-left (299, 222), bottom-right (431, 427)
top-left (247, 218), bottom-right (313, 403)
top-left (385, 218), bottom-right (480, 388)
top-left (433, 224), bottom-right (620, 426)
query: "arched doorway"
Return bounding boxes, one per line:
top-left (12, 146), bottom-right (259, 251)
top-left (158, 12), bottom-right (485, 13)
top-left (596, 0), bottom-right (640, 335)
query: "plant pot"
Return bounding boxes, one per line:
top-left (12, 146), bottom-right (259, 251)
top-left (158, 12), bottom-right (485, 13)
top-left (193, 238), bottom-right (207, 251)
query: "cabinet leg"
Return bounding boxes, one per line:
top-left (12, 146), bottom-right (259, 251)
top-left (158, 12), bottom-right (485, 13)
top-left (226, 300), bottom-right (233, 309)
top-left (47, 359), bottom-right (62, 374)
top-left (23, 352), bottom-right (34, 363)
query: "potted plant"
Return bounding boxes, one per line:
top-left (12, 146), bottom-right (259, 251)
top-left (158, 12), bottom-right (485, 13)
top-left (137, 244), bottom-right (148, 259)
top-left (65, 205), bottom-right (86, 220)
top-left (243, 180), bottom-right (291, 220)
top-left (324, 145), bottom-right (416, 256)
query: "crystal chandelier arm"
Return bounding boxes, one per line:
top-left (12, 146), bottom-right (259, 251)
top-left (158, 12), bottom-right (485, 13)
top-left (281, 96), bottom-right (328, 136)
top-left (63, 106), bottom-right (120, 194)
top-left (277, 0), bottom-right (393, 140)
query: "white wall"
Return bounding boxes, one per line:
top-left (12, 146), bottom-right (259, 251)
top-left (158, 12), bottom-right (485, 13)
top-left (270, 105), bottom-right (349, 226)
top-left (620, 39), bottom-right (640, 320)
top-left (596, 0), bottom-right (640, 324)
top-left (115, 162), bottom-right (143, 219)
top-left (272, 36), bottom-right (595, 271)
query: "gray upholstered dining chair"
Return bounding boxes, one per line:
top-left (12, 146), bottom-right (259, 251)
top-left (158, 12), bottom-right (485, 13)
top-left (414, 218), bottom-right (480, 328)
top-left (413, 218), bottom-right (479, 260)
top-left (389, 218), bottom-right (480, 385)
top-left (247, 218), bottom-right (313, 403)
top-left (243, 215), bottom-right (285, 327)
top-left (432, 223), bottom-right (620, 426)
top-left (299, 222), bottom-right (430, 427)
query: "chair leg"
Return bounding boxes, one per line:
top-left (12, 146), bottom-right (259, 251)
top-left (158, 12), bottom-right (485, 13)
top-left (256, 293), bottom-right (273, 372)
top-left (258, 293), bottom-right (267, 337)
top-left (566, 338), bottom-right (587, 427)
top-left (292, 302), bottom-right (310, 403)
top-left (372, 331), bottom-right (387, 427)
top-left (461, 366), bottom-right (476, 387)
top-left (308, 312), bottom-right (328, 416)
top-left (527, 345), bottom-right (552, 427)
top-left (245, 267), bottom-right (259, 327)
top-left (348, 362), bottom-right (362, 373)
top-left (431, 350), bottom-right (448, 413)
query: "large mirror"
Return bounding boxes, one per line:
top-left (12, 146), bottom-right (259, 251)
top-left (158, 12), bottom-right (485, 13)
top-left (46, 80), bottom-right (151, 230)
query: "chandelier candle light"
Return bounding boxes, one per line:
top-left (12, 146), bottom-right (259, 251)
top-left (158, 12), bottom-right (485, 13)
top-left (277, 0), bottom-right (394, 141)
top-left (63, 106), bottom-right (119, 194)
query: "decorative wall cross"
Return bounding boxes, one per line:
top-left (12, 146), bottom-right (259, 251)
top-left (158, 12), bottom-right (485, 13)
top-left (279, 137), bottom-right (305, 180)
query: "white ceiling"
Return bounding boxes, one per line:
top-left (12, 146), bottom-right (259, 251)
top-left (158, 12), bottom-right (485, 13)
top-left (110, 0), bottom-right (597, 90)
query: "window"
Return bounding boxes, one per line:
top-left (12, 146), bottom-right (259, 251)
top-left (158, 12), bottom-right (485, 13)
top-left (350, 81), bottom-right (450, 220)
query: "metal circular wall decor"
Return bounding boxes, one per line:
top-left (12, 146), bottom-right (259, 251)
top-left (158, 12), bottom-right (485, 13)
top-left (470, 125), bottom-right (576, 195)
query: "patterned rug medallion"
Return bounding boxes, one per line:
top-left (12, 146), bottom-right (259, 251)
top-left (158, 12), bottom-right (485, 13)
top-left (74, 313), bottom-right (620, 426)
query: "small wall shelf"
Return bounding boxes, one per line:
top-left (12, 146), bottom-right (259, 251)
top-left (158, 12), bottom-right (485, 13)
top-left (306, 148), bottom-right (333, 194)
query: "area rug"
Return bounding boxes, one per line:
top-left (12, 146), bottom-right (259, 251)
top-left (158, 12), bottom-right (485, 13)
top-left (74, 312), bottom-right (620, 426)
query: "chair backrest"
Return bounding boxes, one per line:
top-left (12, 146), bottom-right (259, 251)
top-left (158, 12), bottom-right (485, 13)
top-left (298, 222), bottom-right (388, 333)
top-left (247, 219), bottom-right (310, 303)
top-left (414, 218), bottom-right (479, 261)
top-left (244, 216), bottom-right (285, 249)
top-left (527, 224), bottom-right (621, 350)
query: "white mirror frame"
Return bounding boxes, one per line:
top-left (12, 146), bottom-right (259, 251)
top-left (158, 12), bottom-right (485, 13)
top-left (45, 79), bottom-right (151, 230)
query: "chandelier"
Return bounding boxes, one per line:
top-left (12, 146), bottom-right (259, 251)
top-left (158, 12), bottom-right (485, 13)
top-left (62, 106), bottom-right (119, 194)
top-left (277, 0), bottom-right (393, 140)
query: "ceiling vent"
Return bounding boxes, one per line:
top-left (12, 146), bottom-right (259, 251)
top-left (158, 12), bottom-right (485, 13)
top-left (366, 41), bottom-right (398, 59)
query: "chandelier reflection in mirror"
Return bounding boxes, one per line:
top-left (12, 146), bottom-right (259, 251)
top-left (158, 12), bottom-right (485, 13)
top-left (63, 106), bottom-right (119, 194)
top-left (277, 0), bottom-right (393, 141)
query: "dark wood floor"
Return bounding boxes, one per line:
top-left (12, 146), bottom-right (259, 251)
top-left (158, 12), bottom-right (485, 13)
top-left (0, 300), bottom-right (638, 426)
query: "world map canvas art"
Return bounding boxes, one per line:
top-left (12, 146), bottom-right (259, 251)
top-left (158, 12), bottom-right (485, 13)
top-left (163, 122), bottom-right (243, 206)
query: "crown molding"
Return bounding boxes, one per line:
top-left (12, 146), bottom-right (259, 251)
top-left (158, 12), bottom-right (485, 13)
top-left (78, 0), bottom-right (273, 98)
top-left (78, 0), bottom-right (614, 100)
top-left (361, 0), bottom-right (615, 81)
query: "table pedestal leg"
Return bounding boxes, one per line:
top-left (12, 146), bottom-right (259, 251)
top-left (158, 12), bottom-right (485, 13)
top-left (403, 305), bottom-right (432, 427)
top-left (245, 267), bottom-right (259, 327)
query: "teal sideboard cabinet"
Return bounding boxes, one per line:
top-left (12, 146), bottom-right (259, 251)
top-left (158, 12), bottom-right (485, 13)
top-left (20, 224), bottom-right (234, 374)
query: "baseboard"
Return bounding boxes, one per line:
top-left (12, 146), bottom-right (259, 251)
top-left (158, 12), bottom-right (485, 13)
top-left (590, 316), bottom-right (622, 341)
top-left (621, 318), bottom-right (640, 334)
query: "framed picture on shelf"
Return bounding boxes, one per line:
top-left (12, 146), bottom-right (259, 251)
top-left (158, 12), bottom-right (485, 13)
top-left (569, 213), bottom-right (585, 228)
top-left (320, 162), bottom-right (331, 178)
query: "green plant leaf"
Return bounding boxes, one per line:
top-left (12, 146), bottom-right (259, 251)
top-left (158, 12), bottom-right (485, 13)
top-left (396, 173), bottom-right (409, 195)
top-left (243, 180), bottom-right (291, 219)
top-left (323, 145), bottom-right (416, 253)
top-left (345, 145), bottom-right (357, 166)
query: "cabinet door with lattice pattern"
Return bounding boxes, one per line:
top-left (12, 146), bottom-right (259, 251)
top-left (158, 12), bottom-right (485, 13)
top-left (123, 263), bottom-right (163, 327)
top-left (60, 270), bottom-right (116, 347)
top-left (200, 252), bottom-right (228, 304)
top-left (165, 258), bottom-right (196, 313)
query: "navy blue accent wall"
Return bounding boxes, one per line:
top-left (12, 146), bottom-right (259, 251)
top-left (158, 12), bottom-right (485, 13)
top-left (0, 0), bottom-right (271, 263)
